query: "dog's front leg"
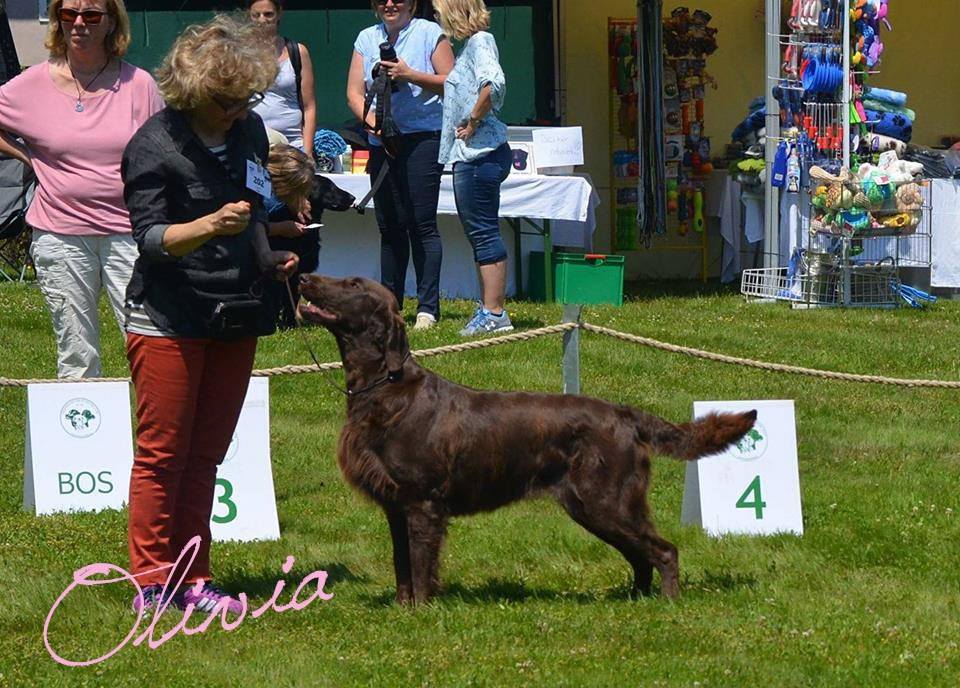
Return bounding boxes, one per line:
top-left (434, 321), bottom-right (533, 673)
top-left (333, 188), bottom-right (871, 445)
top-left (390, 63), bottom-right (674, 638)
top-left (405, 501), bottom-right (448, 604)
top-left (384, 505), bottom-right (414, 604)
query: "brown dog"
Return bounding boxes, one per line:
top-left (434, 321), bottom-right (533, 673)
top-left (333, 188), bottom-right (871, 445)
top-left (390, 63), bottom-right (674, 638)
top-left (298, 274), bottom-right (756, 603)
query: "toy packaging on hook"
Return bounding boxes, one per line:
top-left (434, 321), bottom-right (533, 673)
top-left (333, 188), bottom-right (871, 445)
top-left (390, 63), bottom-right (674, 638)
top-left (608, 18), bottom-right (640, 251)
top-left (660, 7), bottom-right (717, 246)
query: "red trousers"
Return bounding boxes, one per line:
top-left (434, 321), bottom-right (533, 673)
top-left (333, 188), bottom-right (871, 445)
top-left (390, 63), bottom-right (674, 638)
top-left (126, 334), bottom-right (257, 586)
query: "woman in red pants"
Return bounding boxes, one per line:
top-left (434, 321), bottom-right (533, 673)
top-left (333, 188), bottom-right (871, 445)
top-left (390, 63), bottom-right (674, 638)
top-left (121, 15), bottom-right (297, 613)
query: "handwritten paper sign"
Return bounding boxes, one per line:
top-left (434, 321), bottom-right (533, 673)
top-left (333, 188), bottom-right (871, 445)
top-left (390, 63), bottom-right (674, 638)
top-left (532, 127), bottom-right (584, 170)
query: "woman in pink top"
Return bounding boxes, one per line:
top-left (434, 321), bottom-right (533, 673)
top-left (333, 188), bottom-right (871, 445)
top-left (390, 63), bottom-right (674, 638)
top-left (0, 0), bottom-right (163, 378)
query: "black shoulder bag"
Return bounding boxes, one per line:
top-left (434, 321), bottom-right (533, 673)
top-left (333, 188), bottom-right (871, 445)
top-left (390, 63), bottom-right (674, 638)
top-left (284, 37), bottom-right (304, 126)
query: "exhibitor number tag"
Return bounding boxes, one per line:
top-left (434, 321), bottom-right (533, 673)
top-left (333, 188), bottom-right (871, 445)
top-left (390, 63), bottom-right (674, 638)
top-left (245, 160), bottom-right (272, 199)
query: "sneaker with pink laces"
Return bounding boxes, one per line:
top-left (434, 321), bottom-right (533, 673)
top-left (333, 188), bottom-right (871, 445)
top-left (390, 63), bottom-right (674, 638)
top-left (179, 581), bottom-right (245, 615)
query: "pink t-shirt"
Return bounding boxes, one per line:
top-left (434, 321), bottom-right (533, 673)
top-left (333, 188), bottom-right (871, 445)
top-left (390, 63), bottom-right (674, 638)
top-left (0, 61), bottom-right (164, 236)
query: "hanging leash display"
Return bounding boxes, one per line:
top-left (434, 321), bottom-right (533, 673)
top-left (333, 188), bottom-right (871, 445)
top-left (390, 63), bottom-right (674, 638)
top-left (636, 0), bottom-right (667, 244)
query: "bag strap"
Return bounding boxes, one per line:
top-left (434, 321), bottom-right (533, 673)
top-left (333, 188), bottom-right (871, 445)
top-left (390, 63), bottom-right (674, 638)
top-left (284, 37), bottom-right (304, 125)
top-left (354, 160), bottom-right (389, 215)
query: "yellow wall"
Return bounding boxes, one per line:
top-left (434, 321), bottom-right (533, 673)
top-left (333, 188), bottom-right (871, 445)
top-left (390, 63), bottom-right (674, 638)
top-left (871, 0), bottom-right (960, 147)
top-left (561, 0), bottom-right (766, 265)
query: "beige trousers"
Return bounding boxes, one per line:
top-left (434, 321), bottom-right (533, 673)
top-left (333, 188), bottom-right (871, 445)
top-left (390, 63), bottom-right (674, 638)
top-left (30, 229), bottom-right (138, 378)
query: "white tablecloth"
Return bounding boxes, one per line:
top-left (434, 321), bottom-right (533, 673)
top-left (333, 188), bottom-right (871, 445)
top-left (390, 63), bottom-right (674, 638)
top-left (316, 173), bottom-right (601, 299)
top-left (931, 178), bottom-right (960, 288)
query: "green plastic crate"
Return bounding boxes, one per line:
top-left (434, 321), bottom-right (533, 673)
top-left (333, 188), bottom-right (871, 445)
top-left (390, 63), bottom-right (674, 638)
top-left (527, 252), bottom-right (625, 305)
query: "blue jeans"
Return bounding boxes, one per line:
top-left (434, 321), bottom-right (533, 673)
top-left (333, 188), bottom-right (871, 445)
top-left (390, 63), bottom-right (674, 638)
top-left (368, 132), bottom-right (443, 319)
top-left (452, 143), bottom-right (512, 265)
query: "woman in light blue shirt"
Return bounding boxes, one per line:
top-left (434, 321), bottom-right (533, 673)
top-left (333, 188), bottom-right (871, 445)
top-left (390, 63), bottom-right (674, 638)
top-left (346, 0), bottom-right (454, 330)
top-left (434, 0), bottom-right (513, 337)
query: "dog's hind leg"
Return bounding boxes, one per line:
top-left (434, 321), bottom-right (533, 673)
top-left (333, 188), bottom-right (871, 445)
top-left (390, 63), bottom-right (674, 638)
top-left (633, 526), bottom-right (679, 599)
top-left (384, 505), bottom-right (414, 604)
top-left (554, 483), bottom-right (680, 599)
top-left (405, 501), bottom-right (448, 604)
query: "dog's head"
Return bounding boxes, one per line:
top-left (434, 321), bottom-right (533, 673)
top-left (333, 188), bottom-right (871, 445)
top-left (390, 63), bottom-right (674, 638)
top-left (310, 175), bottom-right (355, 214)
top-left (298, 274), bottom-right (408, 376)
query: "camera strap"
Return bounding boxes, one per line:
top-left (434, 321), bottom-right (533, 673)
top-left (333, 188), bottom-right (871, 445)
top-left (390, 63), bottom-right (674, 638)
top-left (356, 69), bottom-right (400, 214)
top-left (362, 69), bottom-right (401, 155)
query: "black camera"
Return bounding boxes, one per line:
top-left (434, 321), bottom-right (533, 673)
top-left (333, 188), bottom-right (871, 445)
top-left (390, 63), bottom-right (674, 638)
top-left (379, 41), bottom-right (397, 63)
top-left (373, 41), bottom-right (400, 92)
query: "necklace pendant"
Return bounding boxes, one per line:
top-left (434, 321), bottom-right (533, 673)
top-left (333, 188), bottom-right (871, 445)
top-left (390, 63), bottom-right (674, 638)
top-left (75, 101), bottom-right (84, 113)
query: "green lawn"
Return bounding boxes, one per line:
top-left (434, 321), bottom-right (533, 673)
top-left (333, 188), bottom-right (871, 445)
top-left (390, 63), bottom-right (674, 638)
top-left (1, 281), bottom-right (958, 687)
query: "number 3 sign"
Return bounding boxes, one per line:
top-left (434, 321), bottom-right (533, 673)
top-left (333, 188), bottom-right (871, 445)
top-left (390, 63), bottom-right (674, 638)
top-left (210, 378), bottom-right (281, 542)
top-left (681, 400), bottom-right (804, 536)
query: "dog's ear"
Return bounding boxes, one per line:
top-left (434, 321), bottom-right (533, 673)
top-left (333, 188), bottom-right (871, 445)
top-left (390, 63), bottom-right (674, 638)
top-left (384, 311), bottom-right (408, 378)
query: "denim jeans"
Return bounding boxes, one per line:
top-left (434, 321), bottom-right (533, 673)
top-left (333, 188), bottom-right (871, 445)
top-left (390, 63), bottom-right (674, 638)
top-left (452, 142), bottom-right (512, 266)
top-left (368, 132), bottom-right (443, 319)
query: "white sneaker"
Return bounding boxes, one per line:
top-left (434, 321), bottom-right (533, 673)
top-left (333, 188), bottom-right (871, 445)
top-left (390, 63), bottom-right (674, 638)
top-left (413, 312), bottom-right (437, 330)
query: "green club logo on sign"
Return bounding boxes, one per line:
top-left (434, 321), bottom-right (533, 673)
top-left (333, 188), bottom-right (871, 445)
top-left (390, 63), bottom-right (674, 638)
top-left (731, 421), bottom-right (767, 461)
top-left (60, 399), bottom-right (101, 439)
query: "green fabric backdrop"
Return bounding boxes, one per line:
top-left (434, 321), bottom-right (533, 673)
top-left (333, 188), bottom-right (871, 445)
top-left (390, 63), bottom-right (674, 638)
top-left (124, 1), bottom-right (555, 131)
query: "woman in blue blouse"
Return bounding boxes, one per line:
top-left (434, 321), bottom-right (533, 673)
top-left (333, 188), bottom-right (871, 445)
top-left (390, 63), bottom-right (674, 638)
top-left (434, 0), bottom-right (513, 336)
top-left (346, 0), bottom-right (454, 330)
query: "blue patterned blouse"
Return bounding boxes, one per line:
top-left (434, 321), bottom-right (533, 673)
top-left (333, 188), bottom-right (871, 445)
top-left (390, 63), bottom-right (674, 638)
top-left (438, 31), bottom-right (508, 165)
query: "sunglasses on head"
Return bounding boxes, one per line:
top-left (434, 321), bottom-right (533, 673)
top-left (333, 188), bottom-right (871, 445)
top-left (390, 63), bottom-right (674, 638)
top-left (58, 8), bottom-right (108, 25)
top-left (212, 91), bottom-right (266, 115)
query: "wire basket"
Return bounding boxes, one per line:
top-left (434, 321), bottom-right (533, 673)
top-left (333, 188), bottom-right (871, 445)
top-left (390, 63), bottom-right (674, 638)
top-left (741, 267), bottom-right (839, 306)
top-left (846, 261), bottom-right (899, 307)
top-left (741, 262), bottom-right (899, 308)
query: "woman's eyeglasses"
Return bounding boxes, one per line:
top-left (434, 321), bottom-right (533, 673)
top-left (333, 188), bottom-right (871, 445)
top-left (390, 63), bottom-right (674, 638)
top-left (212, 92), bottom-right (266, 116)
top-left (58, 8), bottom-right (108, 25)
top-left (376, 0), bottom-right (406, 5)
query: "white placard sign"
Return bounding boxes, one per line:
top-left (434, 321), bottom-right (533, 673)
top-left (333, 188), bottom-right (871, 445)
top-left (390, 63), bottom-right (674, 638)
top-left (532, 126), bottom-right (584, 170)
top-left (210, 378), bottom-right (280, 542)
top-left (681, 400), bottom-right (803, 536)
top-left (24, 382), bottom-right (134, 515)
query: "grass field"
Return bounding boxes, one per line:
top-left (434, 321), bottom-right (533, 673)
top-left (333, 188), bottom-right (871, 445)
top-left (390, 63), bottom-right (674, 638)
top-left (1, 280), bottom-right (958, 687)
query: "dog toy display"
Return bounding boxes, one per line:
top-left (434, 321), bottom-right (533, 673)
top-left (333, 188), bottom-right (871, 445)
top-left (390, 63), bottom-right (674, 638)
top-left (608, 18), bottom-right (641, 250)
top-left (850, 1), bottom-right (915, 160)
top-left (807, 162), bottom-right (924, 238)
top-left (662, 7), bottom-right (717, 238)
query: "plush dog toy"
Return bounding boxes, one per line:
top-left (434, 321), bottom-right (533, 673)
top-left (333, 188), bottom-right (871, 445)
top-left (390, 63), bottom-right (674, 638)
top-left (895, 182), bottom-right (923, 212)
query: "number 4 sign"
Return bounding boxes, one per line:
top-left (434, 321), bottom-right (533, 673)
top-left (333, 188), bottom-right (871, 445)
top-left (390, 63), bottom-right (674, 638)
top-left (681, 400), bottom-right (804, 536)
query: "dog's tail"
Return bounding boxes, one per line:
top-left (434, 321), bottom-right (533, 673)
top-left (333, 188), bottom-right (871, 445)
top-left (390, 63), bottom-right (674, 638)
top-left (639, 409), bottom-right (758, 461)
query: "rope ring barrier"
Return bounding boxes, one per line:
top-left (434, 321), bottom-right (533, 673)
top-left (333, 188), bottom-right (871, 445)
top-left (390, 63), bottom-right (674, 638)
top-left (1, 321), bottom-right (957, 389)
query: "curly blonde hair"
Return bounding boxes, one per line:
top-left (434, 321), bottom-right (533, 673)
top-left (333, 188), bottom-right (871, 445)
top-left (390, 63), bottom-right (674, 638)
top-left (155, 14), bottom-right (278, 111)
top-left (45, 0), bottom-right (132, 59)
top-left (432, 0), bottom-right (489, 41)
top-left (268, 144), bottom-right (314, 210)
